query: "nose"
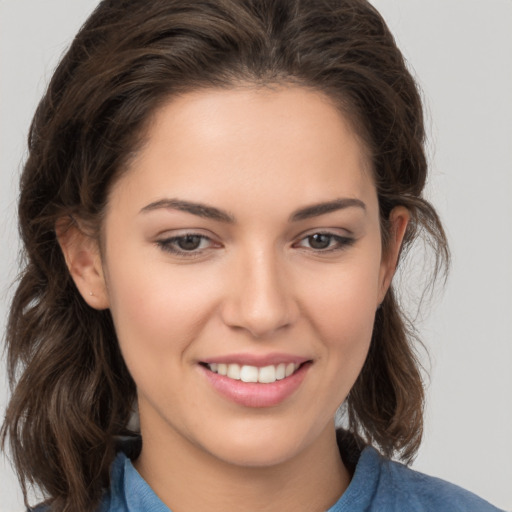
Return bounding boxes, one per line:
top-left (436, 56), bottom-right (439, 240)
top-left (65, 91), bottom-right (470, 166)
top-left (220, 246), bottom-right (298, 339)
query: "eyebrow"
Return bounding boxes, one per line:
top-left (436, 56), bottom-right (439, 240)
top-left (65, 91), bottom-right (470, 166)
top-left (140, 198), bottom-right (235, 223)
top-left (140, 197), bottom-right (366, 223)
top-left (289, 198), bottom-right (366, 222)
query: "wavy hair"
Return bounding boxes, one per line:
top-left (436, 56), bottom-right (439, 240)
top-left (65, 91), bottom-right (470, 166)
top-left (1, 0), bottom-right (449, 510)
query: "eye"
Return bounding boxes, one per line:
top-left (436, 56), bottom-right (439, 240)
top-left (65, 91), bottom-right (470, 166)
top-left (295, 232), bottom-right (354, 252)
top-left (156, 233), bottom-right (216, 256)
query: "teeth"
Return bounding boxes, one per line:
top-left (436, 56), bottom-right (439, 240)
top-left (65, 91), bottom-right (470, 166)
top-left (276, 363), bottom-right (286, 380)
top-left (240, 365), bottom-right (258, 382)
top-left (258, 365), bottom-right (276, 384)
top-left (285, 362), bottom-right (295, 377)
top-left (227, 364), bottom-right (241, 380)
top-left (206, 362), bottom-right (301, 383)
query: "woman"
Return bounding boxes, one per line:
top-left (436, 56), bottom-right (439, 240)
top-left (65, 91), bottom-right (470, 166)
top-left (0, 0), bottom-right (506, 511)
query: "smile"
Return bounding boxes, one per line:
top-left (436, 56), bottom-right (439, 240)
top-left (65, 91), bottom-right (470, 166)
top-left (200, 357), bottom-right (311, 407)
top-left (205, 362), bottom-right (300, 384)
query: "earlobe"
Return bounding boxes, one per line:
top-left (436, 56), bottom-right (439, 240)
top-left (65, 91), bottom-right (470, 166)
top-left (55, 217), bottom-right (109, 310)
top-left (378, 206), bottom-right (410, 304)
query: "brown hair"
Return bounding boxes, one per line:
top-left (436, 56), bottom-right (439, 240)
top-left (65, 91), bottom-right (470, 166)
top-left (1, 0), bottom-right (449, 510)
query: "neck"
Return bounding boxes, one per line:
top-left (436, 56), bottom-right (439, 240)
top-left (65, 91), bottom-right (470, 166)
top-left (134, 422), bottom-right (350, 512)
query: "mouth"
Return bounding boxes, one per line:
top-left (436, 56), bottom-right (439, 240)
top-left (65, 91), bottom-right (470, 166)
top-left (198, 354), bottom-right (312, 407)
top-left (200, 361), bottom-right (305, 384)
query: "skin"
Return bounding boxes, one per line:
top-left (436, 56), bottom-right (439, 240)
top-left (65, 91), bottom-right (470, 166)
top-left (59, 86), bottom-right (409, 512)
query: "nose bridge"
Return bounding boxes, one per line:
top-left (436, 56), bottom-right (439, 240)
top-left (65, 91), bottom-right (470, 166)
top-left (221, 241), bottom-right (296, 338)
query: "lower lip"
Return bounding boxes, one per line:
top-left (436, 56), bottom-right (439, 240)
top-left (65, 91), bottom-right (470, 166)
top-left (200, 362), bottom-right (311, 408)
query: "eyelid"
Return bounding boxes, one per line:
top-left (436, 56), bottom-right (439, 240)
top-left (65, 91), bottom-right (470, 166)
top-left (293, 230), bottom-right (355, 252)
top-left (155, 231), bottom-right (221, 258)
top-left (154, 228), bottom-right (355, 258)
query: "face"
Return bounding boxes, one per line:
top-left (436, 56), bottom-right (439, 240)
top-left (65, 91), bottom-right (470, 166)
top-left (65, 86), bottom-right (406, 469)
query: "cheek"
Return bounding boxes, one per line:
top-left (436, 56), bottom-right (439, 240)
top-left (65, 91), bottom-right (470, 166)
top-left (104, 250), bottom-right (220, 372)
top-left (305, 256), bottom-right (380, 339)
top-left (299, 253), bottom-right (381, 389)
top-left (318, 288), bottom-right (375, 372)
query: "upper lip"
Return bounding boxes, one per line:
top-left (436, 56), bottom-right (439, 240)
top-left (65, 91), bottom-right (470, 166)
top-left (200, 353), bottom-right (311, 367)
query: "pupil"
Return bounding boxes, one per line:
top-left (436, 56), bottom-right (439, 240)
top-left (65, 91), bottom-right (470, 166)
top-left (309, 234), bottom-right (331, 249)
top-left (178, 235), bottom-right (201, 251)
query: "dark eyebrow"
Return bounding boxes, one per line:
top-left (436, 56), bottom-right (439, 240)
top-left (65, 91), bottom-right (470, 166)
top-left (289, 198), bottom-right (366, 222)
top-left (140, 198), bottom-right (235, 223)
top-left (140, 197), bottom-right (366, 223)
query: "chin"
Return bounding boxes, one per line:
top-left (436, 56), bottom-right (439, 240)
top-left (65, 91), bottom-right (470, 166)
top-left (194, 420), bottom-right (323, 469)
top-left (211, 439), bottom-right (301, 468)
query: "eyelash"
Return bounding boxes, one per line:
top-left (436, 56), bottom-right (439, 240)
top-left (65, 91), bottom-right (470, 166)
top-left (156, 232), bottom-right (355, 257)
top-left (294, 232), bottom-right (355, 253)
top-left (156, 234), bottom-right (215, 257)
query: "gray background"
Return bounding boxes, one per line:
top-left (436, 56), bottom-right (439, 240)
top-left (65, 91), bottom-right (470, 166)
top-left (1, 1), bottom-right (511, 510)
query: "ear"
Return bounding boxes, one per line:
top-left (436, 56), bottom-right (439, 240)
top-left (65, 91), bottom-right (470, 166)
top-left (377, 206), bottom-right (410, 305)
top-left (56, 217), bottom-right (109, 310)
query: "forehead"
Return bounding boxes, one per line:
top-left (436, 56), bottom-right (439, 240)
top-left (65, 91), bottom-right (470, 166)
top-left (109, 85), bottom-right (377, 219)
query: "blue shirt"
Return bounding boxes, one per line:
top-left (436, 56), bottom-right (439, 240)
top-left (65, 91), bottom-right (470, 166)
top-left (97, 446), bottom-right (505, 511)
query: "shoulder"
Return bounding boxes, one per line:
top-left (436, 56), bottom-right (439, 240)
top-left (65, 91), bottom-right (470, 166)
top-left (363, 447), bottom-right (504, 512)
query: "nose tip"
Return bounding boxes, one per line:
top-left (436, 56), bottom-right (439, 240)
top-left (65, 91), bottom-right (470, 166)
top-left (220, 254), bottom-right (298, 338)
top-left (231, 300), bottom-right (292, 339)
